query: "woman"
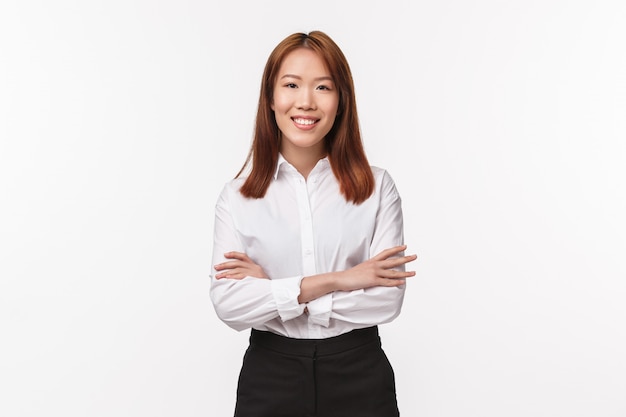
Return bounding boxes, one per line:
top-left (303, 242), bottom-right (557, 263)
top-left (210, 31), bottom-right (416, 417)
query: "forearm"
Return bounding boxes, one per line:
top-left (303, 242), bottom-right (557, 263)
top-left (306, 284), bottom-right (406, 328)
top-left (329, 285), bottom-right (405, 324)
top-left (297, 272), bottom-right (342, 304)
top-left (298, 246), bottom-right (412, 306)
top-left (211, 275), bottom-right (305, 331)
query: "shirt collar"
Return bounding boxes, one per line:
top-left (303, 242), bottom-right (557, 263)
top-left (273, 153), bottom-right (289, 180)
top-left (273, 154), bottom-right (331, 180)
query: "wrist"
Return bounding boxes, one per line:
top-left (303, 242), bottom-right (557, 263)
top-left (329, 270), bottom-right (343, 292)
top-left (298, 272), bottom-right (341, 304)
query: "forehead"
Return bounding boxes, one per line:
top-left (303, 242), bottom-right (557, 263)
top-left (277, 48), bottom-right (331, 76)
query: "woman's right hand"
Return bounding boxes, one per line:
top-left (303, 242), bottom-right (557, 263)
top-left (335, 245), bottom-right (417, 292)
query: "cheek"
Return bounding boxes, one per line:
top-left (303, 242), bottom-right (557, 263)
top-left (325, 97), bottom-right (340, 119)
top-left (271, 92), bottom-right (290, 113)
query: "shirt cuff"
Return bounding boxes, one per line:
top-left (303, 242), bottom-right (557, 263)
top-left (306, 293), bottom-right (333, 327)
top-left (271, 276), bottom-right (306, 322)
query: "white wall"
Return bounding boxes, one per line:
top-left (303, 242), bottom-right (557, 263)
top-left (1, 1), bottom-right (625, 416)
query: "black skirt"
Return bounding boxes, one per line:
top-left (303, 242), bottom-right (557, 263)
top-left (234, 326), bottom-right (400, 417)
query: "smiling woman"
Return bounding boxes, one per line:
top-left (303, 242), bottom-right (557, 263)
top-left (271, 48), bottom-right (339, 174)
top-left (210, 31), bottom-right (416, 417)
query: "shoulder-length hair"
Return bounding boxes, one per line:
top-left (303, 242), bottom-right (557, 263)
top-left (237, 31), bottom-right (374, 204)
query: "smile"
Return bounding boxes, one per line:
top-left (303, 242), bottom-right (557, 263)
top-left (292, 117), bottom-right (319, 126)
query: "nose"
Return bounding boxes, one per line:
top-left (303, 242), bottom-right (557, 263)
top-left (296, 87), bottom-right (316, 110)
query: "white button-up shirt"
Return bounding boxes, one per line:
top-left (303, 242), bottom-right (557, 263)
top-left (210, 155), bottom-right (406, 339)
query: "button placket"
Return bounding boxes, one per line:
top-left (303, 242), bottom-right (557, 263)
top-left (295, 177), bottom-right (316, 277)
top-left (294, 175), bottom-right (321, 338)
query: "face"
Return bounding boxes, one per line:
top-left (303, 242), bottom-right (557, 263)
top-left (271, 48), bottom-right (339, 158)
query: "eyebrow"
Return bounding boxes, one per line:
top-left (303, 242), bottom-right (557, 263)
top-left (280, 74), bottom-right (334, 82)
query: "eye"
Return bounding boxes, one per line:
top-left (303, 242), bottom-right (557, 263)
top-left (316, 85), bottom-right (331, 91)
top-left (284, 83), bottom-right (298, 88)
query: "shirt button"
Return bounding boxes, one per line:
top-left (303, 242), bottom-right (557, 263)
top-left (304, 249), bottom-right (312, 255)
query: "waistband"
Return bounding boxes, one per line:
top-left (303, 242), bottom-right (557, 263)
top-left (250, 326), bottom-right (380, 358)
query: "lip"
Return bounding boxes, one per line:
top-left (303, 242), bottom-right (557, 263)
top-left (291, 116), bottom-right (320, 130)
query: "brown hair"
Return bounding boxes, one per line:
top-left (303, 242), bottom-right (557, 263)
top-left (237, 31), bottom-right (374, 204)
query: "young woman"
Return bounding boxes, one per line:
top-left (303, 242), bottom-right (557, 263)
top-left (210, 31), bottom-right (416, 417)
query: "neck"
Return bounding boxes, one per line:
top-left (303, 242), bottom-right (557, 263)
top-left (280, 142), bottom-right (326, 179)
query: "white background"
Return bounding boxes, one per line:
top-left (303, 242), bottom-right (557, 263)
top-left (1, 0), bottom-right (625, 416)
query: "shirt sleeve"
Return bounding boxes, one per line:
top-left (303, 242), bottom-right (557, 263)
top-left (209, 185), bottom-right (306, 331)
top-left (306, 170), bottom-right (407, 328)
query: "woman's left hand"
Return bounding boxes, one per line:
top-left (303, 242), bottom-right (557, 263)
top-left (214, 252), bottom-right (269, 280)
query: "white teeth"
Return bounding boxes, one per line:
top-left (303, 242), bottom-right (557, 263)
top-left (293, 118), bottom-right (316, 125)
